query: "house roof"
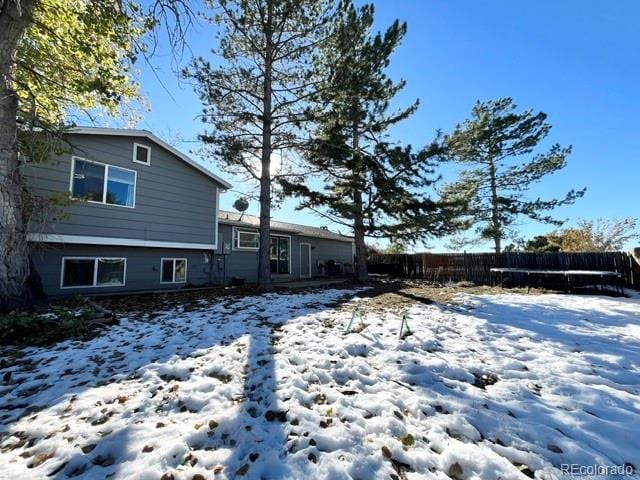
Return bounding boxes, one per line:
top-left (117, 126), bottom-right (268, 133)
top-left (67, 127), bottom-right (233, 190)
top-left (218, 210), bottom-right (354, 243)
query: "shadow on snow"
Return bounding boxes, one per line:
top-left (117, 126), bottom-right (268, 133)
top-left (0, 288), bottom-right (358, 479)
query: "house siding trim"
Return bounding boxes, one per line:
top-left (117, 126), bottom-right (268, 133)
top-left (68, 127), bottom-right (232, 190)
top-left (31, 244), bottom-right (214, 297)
top-left (219, 219), bottom-right (354, 243)
top-left (28, 233), bottom-right (217, 250)
top-left (214, 187), bottom-right (220, 250)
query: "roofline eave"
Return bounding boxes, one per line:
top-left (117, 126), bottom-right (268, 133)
top-left (66, 127), bottom-right (233, 190)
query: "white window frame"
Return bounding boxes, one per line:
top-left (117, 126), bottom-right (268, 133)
top-left (160, 258), bottom-right (188, 284)
top-left (231, 227), bottom-right (292, 274)
top-left (60, 257), bottom-right (127, 289)
top-left (233, 227), bottom-right (260, 251)
top-left (132, 142), bottom-right (151, 166)
top-left (29, 233), bottom-right (216, 250)
top-left (270, 233), bottom-right (292, 275)
top-left (69, 156), bottom-right (137, 208)
top-left (213, 187), bottom-right (219, 249)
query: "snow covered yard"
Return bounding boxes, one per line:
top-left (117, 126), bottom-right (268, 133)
top-left (0, 288), bottom-right (639, 480)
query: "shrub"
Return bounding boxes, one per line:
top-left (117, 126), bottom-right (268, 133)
top-left (0, 307), bottom-right (95, 346)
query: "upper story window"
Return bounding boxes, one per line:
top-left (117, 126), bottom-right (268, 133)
top-left (133, 143), bottom-right (151, 165)
top-left (71, 157), bottom-right (136, 208)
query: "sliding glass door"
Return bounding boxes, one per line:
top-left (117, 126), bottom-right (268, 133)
top-left (270, 236), bottom-right (290, 274)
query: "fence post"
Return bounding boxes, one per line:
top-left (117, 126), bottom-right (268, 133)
top-left (463, 250), bottom-right (468, 281)
top-left (365, 251), bottom-right (637, 289)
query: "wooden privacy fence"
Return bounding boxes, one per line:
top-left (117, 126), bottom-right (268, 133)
top-left (367, 251), bottom-right (640, 290)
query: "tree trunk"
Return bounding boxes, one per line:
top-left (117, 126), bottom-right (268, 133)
top-left (0, 0), bottom-right (39, 312)
top-left (351, 121), bottom-right (368, 283)
top-left (353, 193), bottom-right (368, 283)
top-left (257, 0), bottom-right (273, 290)
top-left (487, 158), bottom-right (501, 255)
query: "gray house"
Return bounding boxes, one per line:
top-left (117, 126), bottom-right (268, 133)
top-left (216, 210), bottom-right (354, 284)
top-left (24, 128), bottom-right (354, 297)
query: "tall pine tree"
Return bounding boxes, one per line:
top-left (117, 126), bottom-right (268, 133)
top-left (281, 1), bottom-right (464, 282)
top-left (186, 0), bottom-right (333, 290)
top-left (442, 98), bottom-right (585, 254)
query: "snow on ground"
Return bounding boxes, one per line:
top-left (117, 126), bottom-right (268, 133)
top-left (0, 288), bottom-right (639, 480)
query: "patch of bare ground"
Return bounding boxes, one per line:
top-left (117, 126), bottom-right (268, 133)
top-left (49, 279), bottom-right (549, 321)
top-left (333, 279), bottom-right (545, 314)
top-left (53, 285), bottom-right (319, 320)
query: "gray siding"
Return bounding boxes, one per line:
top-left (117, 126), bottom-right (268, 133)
top-left (23, 132), bottom-right (355, 298)
top-left (212, 224), bottom-right (292, 283)
top-left (31, 244), bottom-right (214, 298)
top-left (24, 134), bottom-right (219, 245)
top-left (210, 224), bottom-right (354, 283)
top-left (30, 226), bottom-right (354, 297)
top-left (299, 235), bottom-right (354, 277)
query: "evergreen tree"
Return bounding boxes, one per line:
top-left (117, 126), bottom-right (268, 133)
top-left (442, 98), bottom-right (585, 254)
top-left (281, 1), bottom-right (464, 282)
top-left (385, 240), bottom-right (408, 254)
top-left (523, 235), bottom-right (561, 253)
top-left (186, 0), bottom-right (333, 289)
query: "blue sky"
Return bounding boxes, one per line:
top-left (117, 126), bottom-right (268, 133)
top-left (122, 0), bottom-right (639, 251)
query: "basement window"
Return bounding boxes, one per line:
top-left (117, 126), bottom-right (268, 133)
top-left (161, 258), bottom-right (187, 283)
top-left (61, 257), bottom-right (126, 288)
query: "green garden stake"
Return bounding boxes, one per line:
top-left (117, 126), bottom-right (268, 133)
top-left (398, 311), bottom-right (411, 340)
top-left (345, 306), bottom-right (362, 334)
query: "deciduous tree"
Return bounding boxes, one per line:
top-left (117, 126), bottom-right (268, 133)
top-left (1, 0), bottom-right (191, 311)
top-left (553, 218), bottom-right (637, 252)
top-left (1, 0), bottom-right (40, 311)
